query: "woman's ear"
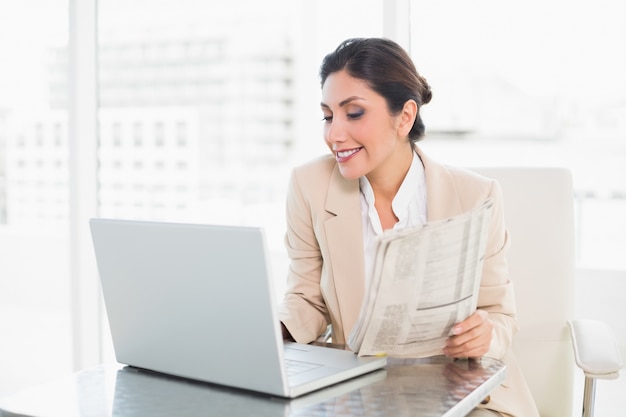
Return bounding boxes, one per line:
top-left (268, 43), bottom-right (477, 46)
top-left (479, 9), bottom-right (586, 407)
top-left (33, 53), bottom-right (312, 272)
top-left (397, 99), bottom-right (418, 137)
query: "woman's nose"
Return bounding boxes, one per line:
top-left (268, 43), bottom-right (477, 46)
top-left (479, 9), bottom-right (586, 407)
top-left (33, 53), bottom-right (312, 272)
top-left (325, 120), bottom-right (346, 145)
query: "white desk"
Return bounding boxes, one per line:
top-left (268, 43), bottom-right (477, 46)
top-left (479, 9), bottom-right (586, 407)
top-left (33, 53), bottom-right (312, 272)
top-left (0, 356), bottom-right (504, 417)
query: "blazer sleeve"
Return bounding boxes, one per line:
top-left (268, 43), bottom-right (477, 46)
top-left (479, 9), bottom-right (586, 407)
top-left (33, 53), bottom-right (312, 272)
top-left (479, 178), bottom-right (519, 360)
top-left (277, 167), bottom-right (330, 343)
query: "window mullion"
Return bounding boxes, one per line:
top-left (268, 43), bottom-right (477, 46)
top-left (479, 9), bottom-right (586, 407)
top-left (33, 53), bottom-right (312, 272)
top-left (382, 0), bottom-right (411, 50)
top-left (68, 0), bottom-right (101, 371)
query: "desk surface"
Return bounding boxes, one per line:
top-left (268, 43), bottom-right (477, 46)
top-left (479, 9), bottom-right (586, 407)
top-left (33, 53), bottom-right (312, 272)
top-left (0, 356), bottom-right (504, 417)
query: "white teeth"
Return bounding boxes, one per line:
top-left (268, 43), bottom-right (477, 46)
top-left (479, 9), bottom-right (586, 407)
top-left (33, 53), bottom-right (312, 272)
top-left (337, 148), bottom-right (359, 158)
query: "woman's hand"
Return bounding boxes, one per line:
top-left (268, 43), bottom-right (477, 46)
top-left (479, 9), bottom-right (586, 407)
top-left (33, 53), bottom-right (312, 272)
top-left (443, 310), bottom-right (493, 359)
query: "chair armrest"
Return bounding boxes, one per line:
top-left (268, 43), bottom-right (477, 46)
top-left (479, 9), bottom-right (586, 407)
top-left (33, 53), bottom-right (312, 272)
top-left (568, 319), bottom-right (623, 379)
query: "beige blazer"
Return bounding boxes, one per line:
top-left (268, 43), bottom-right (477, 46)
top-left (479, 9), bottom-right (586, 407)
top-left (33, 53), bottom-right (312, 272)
top-left (278, 146), bottom-right (539, 417)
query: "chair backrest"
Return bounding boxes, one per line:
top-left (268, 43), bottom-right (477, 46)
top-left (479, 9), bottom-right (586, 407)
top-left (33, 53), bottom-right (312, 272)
top-left (472, 167), bottom-right (576, 417)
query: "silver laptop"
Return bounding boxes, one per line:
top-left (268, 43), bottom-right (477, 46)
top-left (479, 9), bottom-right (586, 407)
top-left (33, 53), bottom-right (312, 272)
top-left (89, 218), bottom-right (386, 398)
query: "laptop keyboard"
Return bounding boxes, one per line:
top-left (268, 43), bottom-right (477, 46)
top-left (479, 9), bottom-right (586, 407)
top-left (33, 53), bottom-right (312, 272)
top-left (285, 359), bottom-right (322, 376)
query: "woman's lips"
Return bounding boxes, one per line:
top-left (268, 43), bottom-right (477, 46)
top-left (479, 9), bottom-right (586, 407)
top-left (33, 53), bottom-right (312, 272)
top-left (335, 147), bottom-right (362, 163)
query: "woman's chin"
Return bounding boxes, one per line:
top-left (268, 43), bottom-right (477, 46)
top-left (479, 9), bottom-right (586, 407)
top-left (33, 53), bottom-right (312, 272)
top-left (337, 166), bottom-right (364, 180)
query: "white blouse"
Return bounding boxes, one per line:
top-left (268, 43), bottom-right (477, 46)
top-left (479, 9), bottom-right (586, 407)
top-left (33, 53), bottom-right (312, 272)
top-left (358, 151), bottom-right (428, 288)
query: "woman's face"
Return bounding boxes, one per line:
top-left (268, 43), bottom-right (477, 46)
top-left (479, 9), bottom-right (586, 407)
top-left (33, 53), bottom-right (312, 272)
top-left (321, 70), bottom-right (410, 181)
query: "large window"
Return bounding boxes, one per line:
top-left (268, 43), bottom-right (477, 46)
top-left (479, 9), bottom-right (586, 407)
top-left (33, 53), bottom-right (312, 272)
top-left (0, 0), bottom-right (72, 395)
top-left (95, 0), bottom-right (383, 362)
top-left (0, 0), bottom-right (385, 394)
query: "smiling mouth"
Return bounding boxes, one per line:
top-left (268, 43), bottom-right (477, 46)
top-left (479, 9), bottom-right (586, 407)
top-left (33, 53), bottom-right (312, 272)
top-left (335, 147), bottom-right (362, 162)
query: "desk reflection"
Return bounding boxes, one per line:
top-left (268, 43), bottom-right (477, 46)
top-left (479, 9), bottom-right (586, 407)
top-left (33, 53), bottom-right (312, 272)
top-left (112, 365), bottom-right (387, 417)
top-left (0, 356), bottom-right (504, 417)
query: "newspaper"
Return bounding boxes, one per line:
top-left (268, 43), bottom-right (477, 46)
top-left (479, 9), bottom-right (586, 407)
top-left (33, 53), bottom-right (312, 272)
top-left (348, 198), bottom-right (494, 358)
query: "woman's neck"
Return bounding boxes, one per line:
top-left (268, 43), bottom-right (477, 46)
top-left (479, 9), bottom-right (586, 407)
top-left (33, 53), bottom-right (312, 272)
top-left (366, 144), bottom-right (414, 202)
top-left (366, 143), bottom-right (415, 230)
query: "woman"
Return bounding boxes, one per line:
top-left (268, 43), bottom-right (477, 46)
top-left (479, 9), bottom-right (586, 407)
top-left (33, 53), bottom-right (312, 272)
top-left (277, 37), bottom-right (538, 417)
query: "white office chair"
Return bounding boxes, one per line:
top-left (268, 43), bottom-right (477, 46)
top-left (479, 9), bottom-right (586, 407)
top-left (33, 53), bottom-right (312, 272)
top-left (472, 167), bottom-right (623, 417)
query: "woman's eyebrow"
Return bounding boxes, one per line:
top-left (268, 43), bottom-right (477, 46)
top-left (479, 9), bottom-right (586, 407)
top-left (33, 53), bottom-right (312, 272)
top-left (320, 96), bottom-right (365, 109)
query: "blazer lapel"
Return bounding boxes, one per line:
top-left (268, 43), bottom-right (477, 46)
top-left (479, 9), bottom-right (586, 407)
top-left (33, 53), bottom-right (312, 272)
top-left (322, 165), bottom-right (364, 343)
top-left (417, 147), bottom-right (464, 221)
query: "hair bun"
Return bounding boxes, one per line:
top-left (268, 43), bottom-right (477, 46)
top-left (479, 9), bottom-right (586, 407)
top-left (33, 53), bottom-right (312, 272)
top-left (420, 77), bottom-right (432, 105)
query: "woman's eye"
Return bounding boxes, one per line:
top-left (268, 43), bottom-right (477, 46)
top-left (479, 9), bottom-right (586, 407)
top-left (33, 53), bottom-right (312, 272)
top-left (347, 111), bottom-right (364, 119)
top-left (322, 115), bottom-right (333, 122)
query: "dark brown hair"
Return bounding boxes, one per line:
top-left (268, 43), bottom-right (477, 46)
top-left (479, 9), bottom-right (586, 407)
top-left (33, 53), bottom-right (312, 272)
top-left (320, 37), bottom-right (432, 143)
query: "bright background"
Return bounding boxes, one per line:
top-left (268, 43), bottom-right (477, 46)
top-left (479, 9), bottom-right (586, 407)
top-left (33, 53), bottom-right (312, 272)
top-left (0, 1), bottom-right (624, 413)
